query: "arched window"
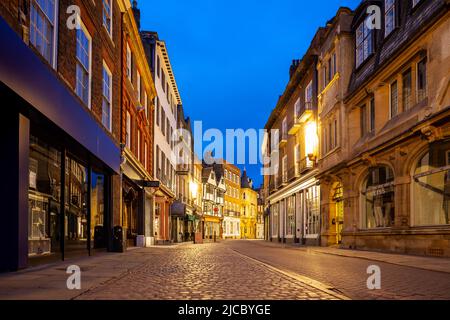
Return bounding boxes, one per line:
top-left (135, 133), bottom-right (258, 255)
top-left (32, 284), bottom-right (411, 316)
top-left (362, 166), bottom-right (395, 229)
top-left (412, 140), bottom-right (450, 226)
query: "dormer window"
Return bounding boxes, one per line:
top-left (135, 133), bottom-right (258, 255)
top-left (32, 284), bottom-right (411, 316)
top-left (356, 18), bottom-right (374, 68)
top-left (385, 0), bottom-right (396, 36)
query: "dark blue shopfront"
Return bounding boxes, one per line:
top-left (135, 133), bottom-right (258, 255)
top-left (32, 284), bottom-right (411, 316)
top-left (0, 18), bottom-right (120, 271)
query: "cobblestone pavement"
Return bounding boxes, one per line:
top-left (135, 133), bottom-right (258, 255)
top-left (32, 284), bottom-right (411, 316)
top-left (225, 240), bottom-right (450, 300)
top-left (77, 243), bottom-right (340, 300)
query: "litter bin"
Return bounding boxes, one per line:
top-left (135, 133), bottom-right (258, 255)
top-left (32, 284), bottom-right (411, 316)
top-left (112, 226), bottom-right (126, 252)
top-left (93, 225), bottom-right (105, 249)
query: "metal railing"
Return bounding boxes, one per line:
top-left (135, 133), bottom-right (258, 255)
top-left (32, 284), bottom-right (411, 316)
top-left (298, 157), bottom-right (314, 173)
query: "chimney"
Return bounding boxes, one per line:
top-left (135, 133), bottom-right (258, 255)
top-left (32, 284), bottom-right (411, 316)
top-left (132, 0), bottom-right (141, 30)
top-left (289, 59), bottom-right (300, 78)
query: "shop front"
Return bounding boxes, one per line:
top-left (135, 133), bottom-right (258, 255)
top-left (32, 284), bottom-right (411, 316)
top-left (269, 175), bottom-right (321, 245)
top-left (0, 18), bottom-right (120, 271)
top-left (203, 216), bottom-right (221, 241)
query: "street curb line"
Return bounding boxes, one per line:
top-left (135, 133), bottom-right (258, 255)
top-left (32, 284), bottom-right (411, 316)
top-left (231, 249), bottom-right (351, 301)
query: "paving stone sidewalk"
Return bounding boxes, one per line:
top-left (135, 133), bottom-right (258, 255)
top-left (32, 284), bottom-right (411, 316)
top-left (0, 243), bottom-right (341, 300)
top-left (252, 240), bottom-right (450, 274)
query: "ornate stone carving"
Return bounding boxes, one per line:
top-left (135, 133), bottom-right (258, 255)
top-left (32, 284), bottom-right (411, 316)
top-left (420, 125), bottom-right (443, 142)
top-left (361, 153), bottom-right (377, 167)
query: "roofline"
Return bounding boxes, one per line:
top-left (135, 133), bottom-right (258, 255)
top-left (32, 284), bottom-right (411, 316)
top-left (156, 38), bottom-right (182, 105)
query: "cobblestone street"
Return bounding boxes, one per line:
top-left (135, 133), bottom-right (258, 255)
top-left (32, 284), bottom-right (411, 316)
top-left (1, 241), bottom-right (450, 300)
top-left (76, 243), bottom-right (340, 300)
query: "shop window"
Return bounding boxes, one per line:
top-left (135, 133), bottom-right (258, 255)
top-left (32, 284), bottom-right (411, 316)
top-left (65, 157), bottom-right (88, 245)
top-left (305, 185), bottom-right (320, 236)
top-left (272, 203), bottom-right (279, 237)
top-left (287, 196), bottom-right (295, 236)
top-left (28, 136), bottom-right (61, 256)
top-left (91, 171), bottom-right (105, 249)
top-left (362, 166), bottom-right (395, 229)
top-left (412, 140), bottom-right (450, 226)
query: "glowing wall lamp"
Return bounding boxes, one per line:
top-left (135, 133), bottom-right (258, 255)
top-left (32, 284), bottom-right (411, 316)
top-left (189, 180), bottom-right (198, 200)
top-left (304, 120), bottom-right (318, 161)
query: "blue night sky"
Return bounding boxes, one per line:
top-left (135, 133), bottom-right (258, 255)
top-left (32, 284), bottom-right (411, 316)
top-left (139, 0), bottom-right (360, 188)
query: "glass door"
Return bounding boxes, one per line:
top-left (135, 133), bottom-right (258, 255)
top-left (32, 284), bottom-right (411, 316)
top-left (64, 156), bottom-right (89, 254)
top-left (91, 171), bottom-right (106, 249)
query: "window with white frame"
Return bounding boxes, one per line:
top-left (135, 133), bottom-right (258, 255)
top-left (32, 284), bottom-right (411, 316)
top-left (144, 142), bottom-right (148, 170)
top-left (294, 98), bottom-right (301, 118)
top-left (305, 81), bottom-right (313, 109)
top-left (294, 144), bottom-right (300, 172)
top-left (75, 22), bottom-right (91, 107)
top-left (282, 117), bottom-right (287, 138)
top-left (126, 43), bottom-right (132, 82)
top-left (102, 62), bottom-right (112, 131)
top-left (144, 91), bottom-right (148, 119)
top-left (417, 58), bottom-right (427, 102)
top-left (30, 0), bottom-right (57, 67)
top-left (102, 0), bottom-right (112, 36)
top-left (282, 155), bottom-right (287, 183)
top-left (137, 70), bottom-right (141, 102)
top-left (390, 80), bottom-right (398, 118)
top-left (137, 129), bottom-right (141, 161)
top-left (385, 0), bottom-right (395, 36)
top-left (126, 111), bottom-right (131, 149)
top-left (356, 18), bottom-right (374, 67)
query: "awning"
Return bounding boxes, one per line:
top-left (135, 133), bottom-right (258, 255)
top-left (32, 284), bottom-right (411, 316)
top-left (170, 201), bottom-right (186, 217)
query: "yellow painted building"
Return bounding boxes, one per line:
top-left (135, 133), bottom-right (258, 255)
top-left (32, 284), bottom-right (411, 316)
top-left (240, 170), bottom-right (258, 239)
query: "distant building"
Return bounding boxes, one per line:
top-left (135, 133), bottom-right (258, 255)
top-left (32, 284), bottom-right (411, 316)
top-left (214, 161), bottom-right (241, 239)
top-left (240, 170), bottom-right (258, 239)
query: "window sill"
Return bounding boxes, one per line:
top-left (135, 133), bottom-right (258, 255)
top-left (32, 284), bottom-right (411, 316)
top-left (319, 73), bottom-right (340, 98)
top-left (103, 25), bottom-right (115, 47)
top-left (321, 146), bottom-right (341, 160)
top-left (355, 53), bottom-right (375, 72)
